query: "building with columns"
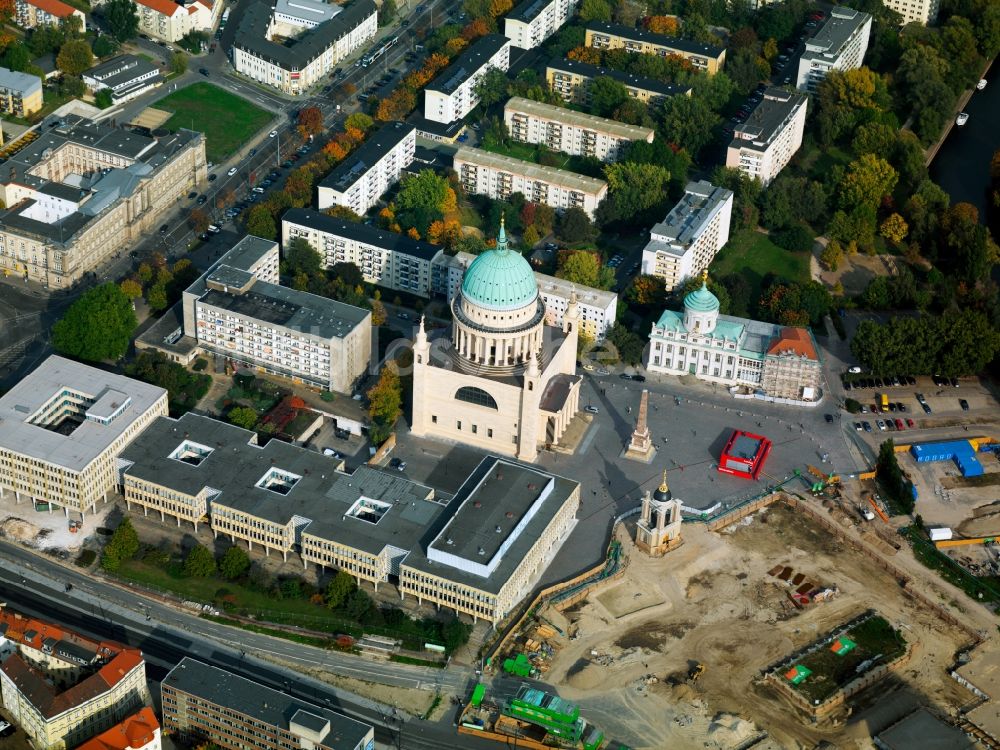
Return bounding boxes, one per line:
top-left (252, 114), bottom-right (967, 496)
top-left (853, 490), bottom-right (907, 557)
top-left (410, 219), bottom-right (582, 461)
top-left (645, 274), bottom-right (823, 402)
top-left (635, 472), bottom-right (683, 556)
top-left (0, 356), bottom-right (168, 521)
top-left (118, 411), bottom-right (579, 625)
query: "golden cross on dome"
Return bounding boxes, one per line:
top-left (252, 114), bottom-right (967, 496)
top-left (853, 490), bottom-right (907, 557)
top-left (659, 469), bottom-right (669, 493)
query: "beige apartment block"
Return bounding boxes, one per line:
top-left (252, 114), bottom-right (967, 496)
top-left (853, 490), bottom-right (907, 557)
top-left (0, 67), bottom-right (43, 117)
top-left (134, 0), bottom-right (214, 44)
top-left (584, 21), bottom-right (726, 75)
top-left (504, 96), bottom-right (654, 163)
top-left (0, 356), bottom-right (167, 518)
top-left (882, 0), bottom-right (939, 24)
top-left (504, 0), bottom-right (578, 49)
top-left (546, 58), bottom-right (692, 107)
top-left (15, 0), bottom-right (86, 31)
top-left (0, 113), bottom-right (206, 289)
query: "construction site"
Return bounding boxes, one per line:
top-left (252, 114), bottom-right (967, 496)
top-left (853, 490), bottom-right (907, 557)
top-left (479, 491), bottom-right (994, 749)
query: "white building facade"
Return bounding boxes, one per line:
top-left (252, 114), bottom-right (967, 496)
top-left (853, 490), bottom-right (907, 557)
top-left (504, 96), bottom-right (654, 162)
top-left (423, 34), bottom-right (510, 124)
top-left (503, 0), bottom-right (578, 49)
top-left (724, 87), bottom-right (807, 186)
top-left (454, 146), bottom-right (608, 219)
top-left (882, 0), bottom-right (939, 24)
top-left (641, 180), bottom-right (733, 291)
top-left (796, 7), bottom-right (871, 92)
top-left (316, 123), bottom-right (415, 215)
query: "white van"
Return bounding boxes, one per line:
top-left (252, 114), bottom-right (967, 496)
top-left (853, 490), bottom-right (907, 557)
top-left (207, 224), bottom-right (221, 233)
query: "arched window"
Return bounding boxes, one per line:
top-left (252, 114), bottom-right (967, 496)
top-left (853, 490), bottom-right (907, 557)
top-left (456, 386), bottom-right (498, 409)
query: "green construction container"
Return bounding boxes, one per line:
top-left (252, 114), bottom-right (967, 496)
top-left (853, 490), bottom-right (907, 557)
top-left (503, 653), bottom-right (532, 677)
top-left (470, 684), bottom-right (486, 707)
top-left (506, 685), bottom-right (583, 742)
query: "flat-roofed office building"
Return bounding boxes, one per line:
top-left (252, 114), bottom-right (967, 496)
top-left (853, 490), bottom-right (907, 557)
top-left (423, 34), bottom-right (510, 124)
top-left (584, 21), bottom-right (726, 74)
top-left (504, 0), bottom-right (578, 49)
top-left (546, 57), bottom-right (691, 107)
top-left (504, 96), bottom-right (654, 162)
top-left (161, 658), bottom-right (373, 750)
top-left (724, 87), bottom-right (807, 185)
top-left (316, 122), bottom-right (415, 215)
top-left (281, 208), bottom-right (442, 297)
top-left (641, 180), bottom-right (734, 290)
top-left (121, 412), bottom-right (580, 624)
top-left (0, 356), bottom-right (167, 519)
top-left (453, 146), bottom-right (608, 218)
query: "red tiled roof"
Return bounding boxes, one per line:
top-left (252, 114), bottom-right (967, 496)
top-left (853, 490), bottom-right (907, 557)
top-left (26, 0), bottom-right (77, 17)
top-left (767, 327), bottom-right (817, 360)
top-left (134, 0), bottom-right (183, 17)
top-left (77, 707), bottom-right (160, 750)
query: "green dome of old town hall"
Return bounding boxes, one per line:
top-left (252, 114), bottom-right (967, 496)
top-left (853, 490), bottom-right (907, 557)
top-left (684, 272), bottom-right (721, 313)
top-left (460, 218), bottom-right (538, 312)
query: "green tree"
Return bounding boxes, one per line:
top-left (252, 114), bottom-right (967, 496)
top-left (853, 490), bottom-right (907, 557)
top-left (94, 88), bottom-right (114, 108)
top-left (325, 570), bottom-right (357, 609)
top-left (92, 34), bottom-right (119, 57)
top-left (838, 154), bottom-right (898, 212)
top-left (395, 169), bottom-right (452, 235)
top-left (579, 0), bottom-right (612, 21)
top-left (658, 95), bottom-right (719, 159)
top-left (100, 518), bottom-right (140, 572)
top-left (472, 66), bottom-right (508, 108)
top-left (344, 112), bottom-right (373, 132)
top-left (851, 122), bottom-right (897, 157)
top-left (227, 406), bottom-right (259, 430)
top-left (820, 240), bottom-right (844, 271)
top-left (2, 42), bottom-right (32, 72)
top-left (283, 237), bottom-right (323, 277)
top-left (103, 0), bottom-right (139, 41)
top-left (600, 162), bottom-right (671, 224)
top-left (877, 439), bottom-right (913, 514)
top-left (56, 39), bottom-right (93, 75)
top-left (218, 545), bottom-right (251, 580)
top-left (52, 283), bottom-right (136, 361)
top-left (587, 76), bottom-right (630, 117)
top-left (60, 75), bottom-right (86, 97)
top-left (146, 282), bottom-right (168, 312)
top-left (246, 205), bottom-right (277, 239)
top-left (169, 50), bottom-right (187, 74)
top-left (555, 250), bottom-right (614, 289)
top-left (607, 323), bottom-right (644, 365)
top-left (378, 0), bottom-right (397, 25)
top-left (120, 278), bottom-right (142, 299)
top-left (556, 207), bottom-right (598, 244)
top-left (710, 166), bottom-right (762, 231)
top-left (184, 544), bottom-right (217, 578)
top-left (367, 366), bottom-right (402, 445)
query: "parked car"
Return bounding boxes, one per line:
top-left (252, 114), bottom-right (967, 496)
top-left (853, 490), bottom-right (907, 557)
top-left (619, 373), bottom-right (632, 380)
top-left (159, 224), bottom-right (168, 233)
top-left (876, 420), bottom-right (886, 431)
top-left (862, 421), bottom-right (872, 432)
top-left (960, 398), bottom-right (970, 411)
top-left (921, 402), bottom-right (932, 414)
top-left (227, 167), bottom-right (238, 176)
top-left (199, 68), bottom-right (209, 76)
top-left (208, 173), bottom-right (217, 182)
top-left (269, 130), bottom-right (278, 138)
top-left (854, 422), bottom-right (862, 431)
top-left (196, 195), bottom-right (207, 205)
top-left (824, 413), bottom-right (834, 423)
top-left (585, 405), bottom-right (599, 414)
top-left (632, 375), bottom-right (646, 382)
top-left (906, 418), bottom-right (915, 428)
top-left (895, 418), bottom-right (905, 430)
top-left (951, 377), bottom-right (960, 387)
top-left (848, 366), bottom-right (862, 373)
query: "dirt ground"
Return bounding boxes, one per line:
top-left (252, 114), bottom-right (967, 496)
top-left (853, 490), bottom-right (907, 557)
top-left (0, 495), bottom-right (115, 551)
top-left (537, 504), bottom-right (976, 750)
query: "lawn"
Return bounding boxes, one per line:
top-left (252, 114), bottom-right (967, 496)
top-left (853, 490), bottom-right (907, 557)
top-left (710, 228), bottom-right (811, 300)
top-left (156, 82), bottom-right (274, 163)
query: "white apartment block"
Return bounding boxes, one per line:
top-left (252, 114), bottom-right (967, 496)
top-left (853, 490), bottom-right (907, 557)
top-left (316, 122), bottom-right (415, 215)
top-left (503, 0), bottom-right (578, 49)
top-left (454, 146), bottom-right (608, 219)
top-left (423, 34), bottom-right (510, 124)
top-left (724, 87), bottom-right (807, 186)
top-left (134, 0), bottom-right (214, 43)
top-left (433, 251), bottom-right (617, 341)
top-left (504, 96), bottom-right (654, 162)
top-left (796, 7), bottom-right (871, 92)
top-left (179, 237), bottom-right (371, 393)
top-left (882, 0), bottom-right (939, 24)
top-left (281, 208), bottom-right (443, 297)
top-left (232, 0), bottom-right (377, 96)
top-left (0, 356), bottom-right (168, 519)
top-left (641, 180), bottom-right (734, 291)
top-left (15, 0), bottom-right (85, 31)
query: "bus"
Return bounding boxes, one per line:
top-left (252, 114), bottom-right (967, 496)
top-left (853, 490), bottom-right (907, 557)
top-left (361, 35), bottom-right (399, 66)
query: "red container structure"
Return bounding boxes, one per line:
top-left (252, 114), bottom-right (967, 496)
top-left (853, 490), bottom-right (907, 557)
top-left (718, 430), bottom-right (772, 480)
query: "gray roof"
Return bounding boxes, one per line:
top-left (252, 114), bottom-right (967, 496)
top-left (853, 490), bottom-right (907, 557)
top-left (0, 66), bottom-right (42, 98)
top-left (134, 301), bottom-right (198, 358)
top-left (507, 0), bottom-right (556, 23)
top-left (504, 96), bottom-right (654, 141)
top-left (584, 20), bottom-right (724, 59)
top-left (453, 146), bottom-right (608, 195)
top-left (233, 0), bottom-right (377, 70)
top-left (426, 34), bottom-right (509, 96)
top-left (547, 57), bottom-right (692, 99)
top-left (729, 87), bottom-right (807, 153)
top-left (317, 122), bottom-right (414, 195)
top-left (162, 658), bottom-right (372, 750)
top-left (802, 7), bottom-right (870, 64)
top-left (648, 180), bottom-right (733, 256)
top-left (0, 356), bottom-right (166, 473)
top-left (274, 0), bottom-right (341, 25)
top-left (283, 208), bottom-right (443, 263)
top-left (84, 54), bottom-right (161, 97)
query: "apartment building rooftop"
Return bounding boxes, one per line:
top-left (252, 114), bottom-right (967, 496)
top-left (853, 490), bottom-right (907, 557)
top-left (284, 208), bottom-right (442, 262)
top-left (453, 145), bottom-right (608, 194)
top-left (0, 356), bottom-right (166, 472)
top-left (317, 121), bottom-right (414, 194)
top-left (233, 0), bottom-right (376, 68)
top-left (426, 34), bottom-right (509, 95)
top-left (163, 658), bottom-right (371, 750)
top-left (547, 57), bottom-right (692, 99)
top-left (729, 87), bottom-right (807, 153)
top-left (505, 96), bottom-right (654, 141)
top-left (802, 7), bottom-right (870, 63)
top-left (584, 20), bottom-right (724, 58)
top-left (535, 271), bottom-right (616, 308)
top-left (507, 0), bottom-right (554, 23)
top-left (0, 66), bottom-right (42, 97)
top-left (22, 0), bottom-right (80, 19)
top-left (274, 0), bottom-right (340, 25)
top-left (648, 180), bottom-right (734, 257)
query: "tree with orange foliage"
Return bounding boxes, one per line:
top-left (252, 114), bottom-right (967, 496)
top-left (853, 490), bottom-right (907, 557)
top-left (376, 89), bottom-right (417, 121)
top-left (488, 0), bottom-right (511, 16)
top-left (645, 15), bottom-right (679, 35)
top-left (407, 227), bottom-right (421, 240)
top-left (441, 187), bottom-right (458, 215)
top-left (425, 53), bottom-right (450, 74)
top-left (444, 37), bottom-right (468, 56)
top-left (297, 107), bottom-right (324, 138)
top-left (323, 141), bottom-right (348, 161)
top-left (567, 46), bottom-right (602, 65)
top-left (461, 17), bottom-right (490, 40)
top-left (0, 0), bottom-right (14, 22)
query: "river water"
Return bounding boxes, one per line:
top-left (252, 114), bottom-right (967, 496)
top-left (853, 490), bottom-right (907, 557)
top-left (928, 61), bottom-right (999, 221)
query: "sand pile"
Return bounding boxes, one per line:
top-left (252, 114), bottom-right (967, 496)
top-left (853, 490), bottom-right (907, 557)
top-left (706, 713), bottom-right (757, 746)
top-left (0, 516), bottom-right (42, 543)
top-left (566, 660), bottom-right (604, 691)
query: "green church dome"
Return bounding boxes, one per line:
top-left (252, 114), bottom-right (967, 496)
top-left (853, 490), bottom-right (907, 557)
top-left (684, 275), bottom-right (720, 313)
top-left (460, 219), bottom-right (538, 312)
